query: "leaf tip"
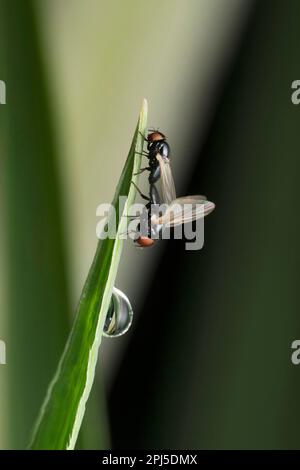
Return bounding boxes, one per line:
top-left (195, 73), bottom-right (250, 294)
top-left (140, 98), bottom-right (148, 122)
top-left (142, 97), bottom-right (148, 109)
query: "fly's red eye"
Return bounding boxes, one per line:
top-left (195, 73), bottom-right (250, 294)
top-left (134, 236), bottom-right (155, 248)
top-left (147, 131), bottom-right (165, 142)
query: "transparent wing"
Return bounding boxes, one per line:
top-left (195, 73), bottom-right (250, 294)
top-left (156, 153), bottom-right (176, 205)
top-left (152, 196), bottom-right (215, 227)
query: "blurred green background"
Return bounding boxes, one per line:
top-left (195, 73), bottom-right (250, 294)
top-left (1, 0), bottom-right (300, 450)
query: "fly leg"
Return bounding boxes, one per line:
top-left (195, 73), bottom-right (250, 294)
top-left (135, 151), bottom-right (149, 157)
top-left (131, 181), bottom-right (150, 202)
top-left (138, 131), bottom-right (148, 142)
top-left (119, 228), bottom-right (138, 238)
top-left (134, 166), bottom-right (151, 176)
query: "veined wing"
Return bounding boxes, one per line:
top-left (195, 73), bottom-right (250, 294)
top-left (156, 153), bottom-right (176, 205)
top-left (152, 196), bottom-right (215, 228)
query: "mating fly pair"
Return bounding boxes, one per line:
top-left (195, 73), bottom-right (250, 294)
top-left (130, 130), bottom-right (215, 248)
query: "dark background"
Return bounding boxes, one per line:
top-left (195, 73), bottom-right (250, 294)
top-left (110, 1), bottom-right (300, 449)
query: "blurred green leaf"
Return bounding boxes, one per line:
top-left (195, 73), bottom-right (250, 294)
top-left (0, 0), bottom-right (71, 448)
top-left (29, 100), bottom-right (147, 450)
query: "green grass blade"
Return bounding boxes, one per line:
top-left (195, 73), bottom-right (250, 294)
top-left (29, 99), bottom-right (148, 450)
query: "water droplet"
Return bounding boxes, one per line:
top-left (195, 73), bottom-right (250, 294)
top-left (103, 287), bottom-right (133, 338)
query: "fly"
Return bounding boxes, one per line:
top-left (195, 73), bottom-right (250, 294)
top-left (136, 130), bottom-right (170, 186)
top-left (133, 152), bottom-right (215, 248)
